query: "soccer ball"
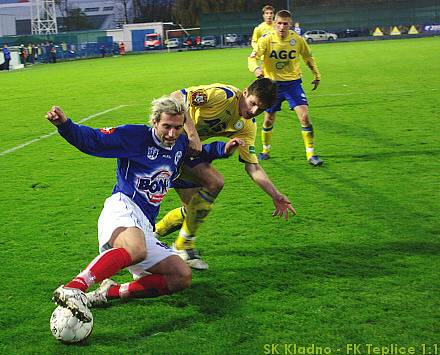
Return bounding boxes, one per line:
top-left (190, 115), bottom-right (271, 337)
top-left (50, 306), bottom-right (93, 343)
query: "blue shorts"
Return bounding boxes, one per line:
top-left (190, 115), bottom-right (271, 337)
top-left (266, 79), bottom-right (308, 113)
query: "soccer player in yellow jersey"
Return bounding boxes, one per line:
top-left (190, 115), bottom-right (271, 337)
top-left (156, 78), bottom-right (296, 269)
top-left (251, 5), bottom-right (276, 51)
top-left (248, 10), bottom-right (324, 166)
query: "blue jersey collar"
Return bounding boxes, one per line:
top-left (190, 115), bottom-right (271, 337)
top-left (152, 128), bottom-right (174, 150)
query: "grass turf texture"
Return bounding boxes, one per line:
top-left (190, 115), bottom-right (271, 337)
top-left (0, 37), bottom-right (439, 354)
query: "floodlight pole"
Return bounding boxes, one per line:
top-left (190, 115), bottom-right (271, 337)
top-left (31, 0), bottom-right (58, 35)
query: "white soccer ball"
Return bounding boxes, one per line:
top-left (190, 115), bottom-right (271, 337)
top-left (50, 306), bottom-right (93, 343)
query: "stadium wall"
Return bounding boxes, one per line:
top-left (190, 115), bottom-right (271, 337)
top-left (0, 14), bottom-right (16, 36)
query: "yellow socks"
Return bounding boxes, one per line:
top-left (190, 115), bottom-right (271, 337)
top-left (155, 207), bottom-right (186, 238)
top-left (301, 125), bottom-right (315, 160)
top-left (175, 189), bottom-right (215, 250)
top-left (261, 125), bottom-right (273, 154)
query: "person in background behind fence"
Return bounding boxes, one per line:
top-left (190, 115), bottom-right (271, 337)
top-left (50, 43), bottom-right (57, 63)
top-left (44, 42), bottom-right (50, 63)
top-left (1, 43), bottom-right (11, 71)
top-left (37, 43), bottom-right (43, 63)
top-left (61, 42), bottom-right (67, 59)
top-left (19, 45), bottom-right (27, 65)
top-left (31, 44), bottom-right (38, 64)
top-left (27, 44), bottom-right (34, 64)
top-left (119, 41), bottom-right (125, 55)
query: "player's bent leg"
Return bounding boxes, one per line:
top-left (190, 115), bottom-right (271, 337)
top-left (148, 255), bottom-right (192, 292)
top-left (294, 105), bottom-right (323, 166)
top-left (111, 226), bottom-right (147, 264)
top-left (88, 256), bottom-right (191, 303)
top-left (53, 228), bottom-right (142, 319)
top-left (154, 187), bottom-right (196, 239)
top-left (155, 206), bottom-right (187, 238)
top-left (174, 164), bottom-right (223, 269)
top-left (259, 111), bottom-right (276, 160)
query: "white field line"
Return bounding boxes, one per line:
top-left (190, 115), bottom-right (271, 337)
top-left (0, 105), bottom-right (128, 157)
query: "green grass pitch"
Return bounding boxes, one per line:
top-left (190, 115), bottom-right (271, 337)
top-left (0, 36), bottom-right (439, 354)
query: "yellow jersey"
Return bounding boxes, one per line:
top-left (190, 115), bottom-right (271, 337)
top-left (251, 21), bottom-right (276, 50)
top-left (248, 30), bottom-right (321, 82)
top-left (181, 84), bottom-right (258, 164)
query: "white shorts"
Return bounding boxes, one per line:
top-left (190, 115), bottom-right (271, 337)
top-left (97, 192), bottom-right (176, 278)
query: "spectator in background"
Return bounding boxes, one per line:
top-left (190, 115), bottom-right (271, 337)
top-left (100, 45), bottom-right (106, 58)
top-left (1, 43), bottom-right (11, 71)
top-left (37, 43), bottom-right (43, 63)
top-left (50, 43), bottom-right (57, 63)
top-left (44, 42), bottom-right (50, 63)
top-left (294, 22), bottom-right (302, 35)
top-left (31, 44), bottom-right (38, 64)
top-left (69, 43), bottom-right (76, 59)
top-left (27, 44), bottom-right (34, 64)
top-left (61, 42), bottom-right (67, 59)
top-left (119, 41), bottom-right (125, 55)
top-left (19, 44), bottom-right (27, 65)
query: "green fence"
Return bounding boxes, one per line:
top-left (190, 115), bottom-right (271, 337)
top-left (0, 30), bottom-right (108, 47)
top-left (200, 0), bottom-right (440, 36)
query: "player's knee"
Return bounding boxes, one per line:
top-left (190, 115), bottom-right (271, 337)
top-left (127, 245), bottom-right (147, 264)
top-left (168, 266), bottom-right (192, 292)
top-left (264, 113), bottom-right (276, 126)
top-left (205, 174), bottom-right (224, 195)
top-left (298, 113), bottom-right (310, 126)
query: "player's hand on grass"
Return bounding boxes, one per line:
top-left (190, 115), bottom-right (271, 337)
top-left (46, 106), bottom-right (68, 126)
top-left (272, 193), bottom-right (296, 220)
top-left (311, 79), bottom-right (320, 91)
top-left (225, 138), bottom-right (245, 155)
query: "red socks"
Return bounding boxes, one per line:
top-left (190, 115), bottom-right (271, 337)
top-left (65, 248), bottom-right (132, 292)
top-left (107, 274), bottom-right (170, 299)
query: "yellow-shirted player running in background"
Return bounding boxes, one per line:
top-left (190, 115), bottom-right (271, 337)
top-left (248, 10), bottom-right (324, 166)
top-left (251, 5), bottom-right (276, 51)
top-left (155, 78), bottom-right (296, 270)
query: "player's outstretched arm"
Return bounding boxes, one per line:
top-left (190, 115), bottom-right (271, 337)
top-left (170, 90), bottom-right (202, 156)
top-left (244, 162), bottom-right (297, 220)
top-left (46, 106), bottom-right (68, 126)
top-left (45, 106), bottom-right (146, 158)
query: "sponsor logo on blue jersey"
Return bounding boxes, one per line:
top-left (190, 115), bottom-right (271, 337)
top-left (137, 170), bottom-right (172, 204)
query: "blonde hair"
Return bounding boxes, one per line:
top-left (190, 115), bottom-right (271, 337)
top-left (150, 96), bottom-right (186, 125)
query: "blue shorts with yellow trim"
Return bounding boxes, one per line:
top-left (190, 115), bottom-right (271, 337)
top-left (266, 79), bottom-right (308, 113)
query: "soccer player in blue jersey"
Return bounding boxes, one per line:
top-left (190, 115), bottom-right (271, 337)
top-left (46, 98), bottom-right (243, 318)
top-left (249, 10), bottom-right (324, 166)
